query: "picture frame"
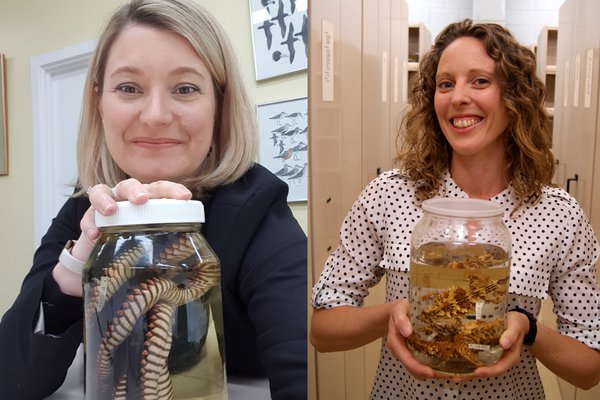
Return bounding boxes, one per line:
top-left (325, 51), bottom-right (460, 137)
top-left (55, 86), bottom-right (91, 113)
top-left (257, 97), bottom-right (308, 202)
top-left (0, 54), bottom-right (7, 176)
top-left (248, 0), bottom-right (308, 81)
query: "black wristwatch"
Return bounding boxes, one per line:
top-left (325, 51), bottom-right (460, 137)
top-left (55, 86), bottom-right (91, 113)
top-left (509, 306), bottom-right (537, 345)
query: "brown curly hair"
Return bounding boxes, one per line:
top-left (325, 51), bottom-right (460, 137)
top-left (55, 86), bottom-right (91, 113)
top-left (396, 19), bottom-right (554, 207)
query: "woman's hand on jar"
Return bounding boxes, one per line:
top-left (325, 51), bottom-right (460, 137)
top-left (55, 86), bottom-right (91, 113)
top-left (450, 311), bottom-right (528, 383)
top-left (52, 205), bottom-right (98, 296)
top-left (84, 178), bottom-right (193, 235)
top-left (53, 179), bottom-right (192, 297)
top-left (87, 179), bottom-right (193, 214)
top-left (386, 299), bottom-right (439, 380)
top-left (83, 178), bottom-right (192, 249)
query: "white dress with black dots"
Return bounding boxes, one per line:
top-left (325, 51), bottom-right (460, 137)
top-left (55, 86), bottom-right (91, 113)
top-left (312, 169), bottom-right (600, 400)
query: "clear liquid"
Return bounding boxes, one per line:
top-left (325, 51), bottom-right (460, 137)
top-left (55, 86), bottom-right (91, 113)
top-left (408, 242), bottom-right (510, 374)
top-left (83, 234), bottom-right (226, 400)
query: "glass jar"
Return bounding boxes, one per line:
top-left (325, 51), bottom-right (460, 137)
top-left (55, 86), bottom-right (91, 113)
top-left (83, 199), bottom-right (226, 399)
top-left (407, 198), bottom-right (511, 375)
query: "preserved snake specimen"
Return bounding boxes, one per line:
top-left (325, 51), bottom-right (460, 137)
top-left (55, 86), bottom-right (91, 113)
top-left (84, 235), bottom-right (220, 400)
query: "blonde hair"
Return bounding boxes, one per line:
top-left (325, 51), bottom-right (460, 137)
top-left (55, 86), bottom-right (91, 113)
top-left (397, 19), bottom-right (554, 207)
top-left (76, 0), bottom-right (257, 197)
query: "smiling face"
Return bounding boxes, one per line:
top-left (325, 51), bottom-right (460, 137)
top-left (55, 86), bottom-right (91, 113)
top-left (434, 36), bottom-right (509, 164)
top-left (99, 25), bottom-right (216, 184)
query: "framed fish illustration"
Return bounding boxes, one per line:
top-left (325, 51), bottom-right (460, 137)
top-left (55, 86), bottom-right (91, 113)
top-left (248, 0), bottom-right (308, 80)
top-left (257, 97), bottom-right (308, 202)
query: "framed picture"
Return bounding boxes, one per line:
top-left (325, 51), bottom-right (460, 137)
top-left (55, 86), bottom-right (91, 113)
top-left (248, 0), bottom-right (308, 81)
top-left (0, 54), bottom-right (7, 176)
top-left (257, 97), bottom-right (308, 202)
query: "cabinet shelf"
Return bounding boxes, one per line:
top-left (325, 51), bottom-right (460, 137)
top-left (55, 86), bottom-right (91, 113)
top-left (537, 26), bottom-right (558, 117)
top-left (405, 24), bottom-right (430, 102)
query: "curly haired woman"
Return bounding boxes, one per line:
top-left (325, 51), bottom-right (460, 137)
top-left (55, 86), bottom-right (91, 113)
top-left (311, 19), bottom-right (600, 400)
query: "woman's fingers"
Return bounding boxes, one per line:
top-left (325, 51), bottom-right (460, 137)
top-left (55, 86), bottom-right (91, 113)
top-left (110, 179), bottom-right (149, 205)
top-left (86, 183), bottom-right (119, 215)
top-left (83, 179), bottom-right (193, 249)
top-left (390, 299), bottom-right (413, 337)
top-left (386, 299), bottom-right (528, 382)
top-left (472, 343), bottom-right (522, 379)
top-left (386, 328), bottom-right (437, 379)
top-left (386, 300), bottom-right (437, 380)
top-left (60, 179), bottom-right (193, 297)
top-left (473, 312), bottom-right (526, 377)
top-left (500, 311), bottom-right (528, 350)
top-left (86, 179), bottom-right (193, 216)
top-left (463, 312), bottom-right (527, 380)
top-left (140, 180), bottom-right (193, 201)
top-left (79, 206), bottom-right (100, 244)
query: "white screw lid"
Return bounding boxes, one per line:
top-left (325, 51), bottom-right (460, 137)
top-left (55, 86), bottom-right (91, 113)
top-left (95, 199), bottom-right (205, 227)
top-left (422, 198), bottom-right (503, 218)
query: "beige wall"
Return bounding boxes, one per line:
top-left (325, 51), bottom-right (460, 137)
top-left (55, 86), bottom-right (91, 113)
top-left (0, 0), bottom-right (307, 314)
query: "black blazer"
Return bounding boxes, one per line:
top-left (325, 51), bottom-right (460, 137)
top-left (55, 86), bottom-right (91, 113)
top-left (0, 163), bottom-right (307, 399)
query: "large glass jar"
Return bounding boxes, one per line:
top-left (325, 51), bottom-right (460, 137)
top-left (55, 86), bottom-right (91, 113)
top-left (82, 199), bottom-right (226, 399)
top-left (407, 198), bottom-right (511, 375)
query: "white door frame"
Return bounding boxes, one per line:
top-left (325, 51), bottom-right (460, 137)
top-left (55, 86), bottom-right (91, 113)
top-left (30, 40), bottom-right (95, 249)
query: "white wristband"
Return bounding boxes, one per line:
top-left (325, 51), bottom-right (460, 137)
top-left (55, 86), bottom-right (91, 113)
top-left (58, 241), bottom-right (85, 275)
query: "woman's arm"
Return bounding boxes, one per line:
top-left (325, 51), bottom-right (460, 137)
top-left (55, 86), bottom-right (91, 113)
top-left (476, 312), bottom-right (600, 388)
top-left (534, 197), bottom-right (600, 389)
top-left (208, 166), bottom-right (308, 400)
top-left (531, 321), bottom-right (600, 389)
top-left (310, 303), bottom-right (395, 352)
top-left (387, 300), bottom-right (600, 386)
top-left (0, 197), bottom-right (87, 399)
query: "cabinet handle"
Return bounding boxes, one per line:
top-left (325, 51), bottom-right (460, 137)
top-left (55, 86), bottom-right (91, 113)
top-left (566, 174), bottom-right (579, 194)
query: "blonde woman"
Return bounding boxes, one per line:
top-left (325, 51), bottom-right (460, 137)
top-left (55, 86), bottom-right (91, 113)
top-left (0, 1), bottom-right (307, 398)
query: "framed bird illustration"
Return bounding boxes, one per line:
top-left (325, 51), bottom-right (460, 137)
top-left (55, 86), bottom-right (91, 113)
top-left (257, 97), bottom-right (308, 202)
top-left (249, 0), bottom-right (308, 80)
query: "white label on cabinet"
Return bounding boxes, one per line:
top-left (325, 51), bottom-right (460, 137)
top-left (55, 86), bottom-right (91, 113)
top-left (584, 48), bottom-right (594, 109)
top-left (563, 61), bottom-right (569, 108)
top-left (573, 54), bottom-right (581, 108)
top-left (322, 19), bottom-right (334, 102)
top-left (381, 51), bottom-right (388, 102)
top-left (393, 56), bottom-right (399, 103)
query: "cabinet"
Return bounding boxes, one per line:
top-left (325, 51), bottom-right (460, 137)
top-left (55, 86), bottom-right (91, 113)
top-left (536, 25), bottom-right (564, 400)
top-left (405, 23), bottom-right (431, 101)
top-left (553, 0), bottom-right (600, 236)
top-left (308, 0), bottom-right (409, 398)
top-left (536, 26), bottom-right (558, 117)
top-left (548, 0), bottom-right (600, 398)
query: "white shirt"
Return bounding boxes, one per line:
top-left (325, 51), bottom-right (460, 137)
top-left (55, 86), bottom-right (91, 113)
top-left (313, 170), bottom-right (600, 400)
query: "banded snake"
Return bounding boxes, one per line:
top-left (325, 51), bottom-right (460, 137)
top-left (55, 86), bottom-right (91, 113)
top-left (84, 233), bottom-right (221, 399)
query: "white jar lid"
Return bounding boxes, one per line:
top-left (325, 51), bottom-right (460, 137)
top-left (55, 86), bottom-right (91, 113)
top-left (422, 198), bottom-right (503, 218)
top-left (95, 199), bottom-right (205, 227)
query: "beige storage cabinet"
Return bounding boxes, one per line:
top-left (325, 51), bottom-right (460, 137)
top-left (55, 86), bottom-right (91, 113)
top-left (308, 0), bottom-right (409, 398)
top-left (544, 0), bottom-right (600, 399)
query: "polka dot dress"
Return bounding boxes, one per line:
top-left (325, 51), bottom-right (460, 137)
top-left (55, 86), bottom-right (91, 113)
top-left (312, 169), bottom-right (600, 400)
